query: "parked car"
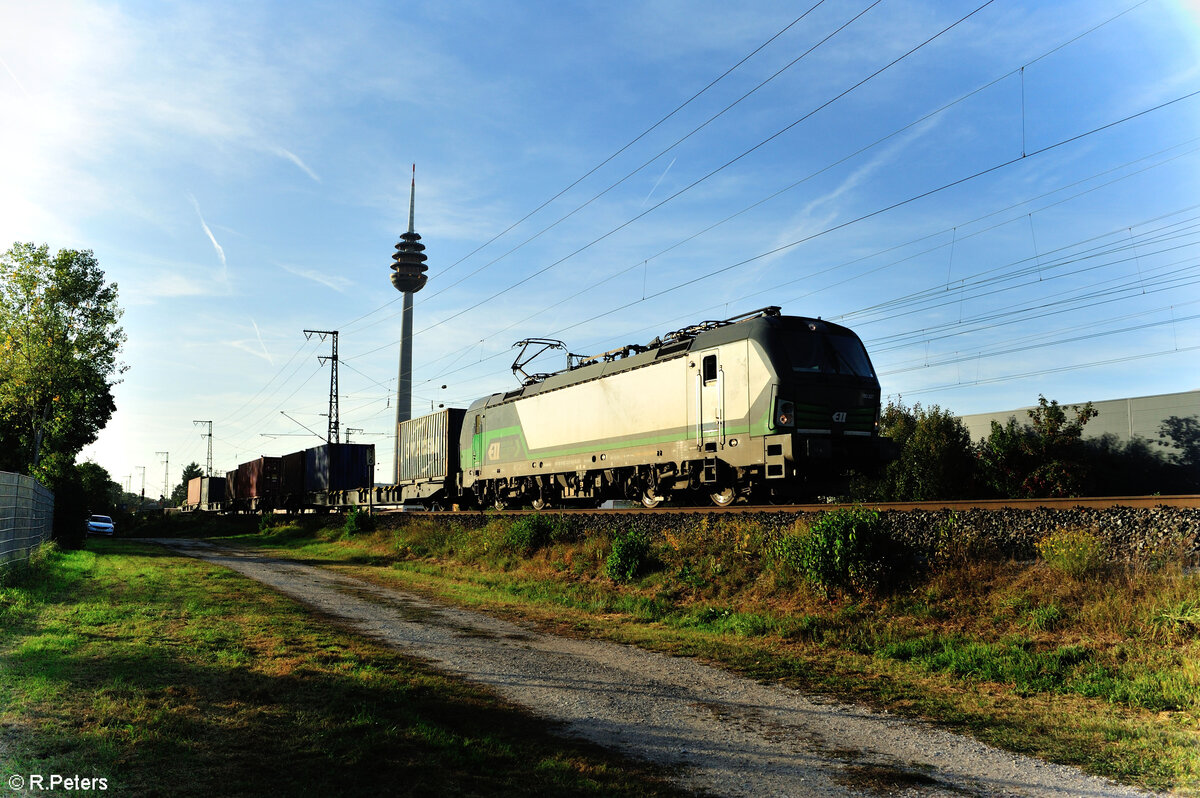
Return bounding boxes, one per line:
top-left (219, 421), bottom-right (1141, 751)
top-left (85, 514), bottom-right (115, 535)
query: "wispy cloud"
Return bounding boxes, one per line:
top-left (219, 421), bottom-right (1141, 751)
top-left (227, 319), bottom-right (274, 364)
top-left (278, 262), bottom-right (352, 293)
top-left (251, 318), bottom-right (273, 364)
top-left (188, 194), bottom-right (228, 282)
top-left (642, 157), bottom-right (676, 207)
top-left (271, 146), bottom-right (321, 183)
top-left (0, 52), bottom-right (31, 100)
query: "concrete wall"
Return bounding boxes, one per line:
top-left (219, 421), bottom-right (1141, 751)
top-left (958, 390), bottom-right (1200, 447)
top-left (0, 471), bottom-right (54, 565)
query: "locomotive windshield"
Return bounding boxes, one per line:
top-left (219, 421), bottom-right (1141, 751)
top-left (779, 329), bottom-right (875, 378)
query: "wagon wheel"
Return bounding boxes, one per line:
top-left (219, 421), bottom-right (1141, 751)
top-left (493, 497), bottom-right (509, 511)
top-left (530, 496), bottom-right (549, 511)
top-left (708, 486), bottom-right (736, 507)
top-left (640, 488), bottom-right (664, 509)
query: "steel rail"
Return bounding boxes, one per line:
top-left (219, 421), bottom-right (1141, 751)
top-left (378, 494), bottom-right (1200, 516)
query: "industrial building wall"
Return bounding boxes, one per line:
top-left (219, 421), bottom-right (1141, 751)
top-left (0, 471), bottom-right (54, 565)
top-left (958, 390), bottom-right (1200, 447)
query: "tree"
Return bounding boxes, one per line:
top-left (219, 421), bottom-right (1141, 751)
top-left (976, 395), bottom-right (1097, 498)
top-left (170, 462), bottom-right (204, 506)
top-left (77, 460), bottom-right (121, 515)
top-left (855, 401), bottom-right (977, 500)
top-left (0, 243), bottom-right (126, 486)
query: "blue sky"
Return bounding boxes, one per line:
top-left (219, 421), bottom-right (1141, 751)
top-left (2, 0), bottom-right (1198, 493)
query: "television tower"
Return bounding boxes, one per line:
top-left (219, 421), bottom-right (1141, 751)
top-left (390, 165), bottom-right (428, 482)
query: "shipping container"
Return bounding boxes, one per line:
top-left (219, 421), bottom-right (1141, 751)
top-left (224, 469), bottom-right (239, 502)
top-left (236, 456), bottom-right (282, 499)
top-left (186, 476), bottom-right (203, 507)
top-left (396, 409), bottom-right (466, 483)
top-left (304, 443), bottom-right (374, 493)
top-left (280, 451), bottom-right (306, 503)
top-left (201, 476), bottom-right (225, 506)
top-left (185, 476), bottom-right (226, 508)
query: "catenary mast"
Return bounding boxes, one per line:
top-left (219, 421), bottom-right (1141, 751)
top-left (390, 165), bottom-right (428, 483)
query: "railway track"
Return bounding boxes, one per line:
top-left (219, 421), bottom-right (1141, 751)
top-left (377, 494), bottom-right (1200, 516)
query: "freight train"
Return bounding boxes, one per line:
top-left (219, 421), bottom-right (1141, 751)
top-left (182, 443), bottom-right (376, 513)
top-left (182, 306), bottom-right (891, 512)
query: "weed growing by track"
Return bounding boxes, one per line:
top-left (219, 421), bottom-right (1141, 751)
top-left (228, 509), bottom-right (1200, 795)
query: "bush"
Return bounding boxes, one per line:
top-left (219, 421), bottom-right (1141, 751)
top-left (772, 508), bottom-right (902, 596)
top-left (504, 514), bottom-right (568, 555)
top-left (1035, 527), bottom-right (1107, 578)
top-left (343, 506), bottom-right (374, 536)
top-left (867, 401), bottom-right (978, 500)
top-left (605, 524), bottom-right (651, 582)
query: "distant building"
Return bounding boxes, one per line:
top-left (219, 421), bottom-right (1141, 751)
top-left (957, 390), bottom-right (1200, 448)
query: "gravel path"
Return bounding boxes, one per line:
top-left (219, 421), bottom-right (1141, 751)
top-left (153, 538), bottom-right (1169, 798)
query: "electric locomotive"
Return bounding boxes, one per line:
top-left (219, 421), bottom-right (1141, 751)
top-left (394, 306), bottom-right (889, 509)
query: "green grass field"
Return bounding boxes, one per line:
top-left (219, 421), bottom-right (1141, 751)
top-left (0, 539), bottom-right (686, 797)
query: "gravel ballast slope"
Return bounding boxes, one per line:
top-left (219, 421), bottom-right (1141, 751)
top-left (154, 538), bottom-right (1168, 798)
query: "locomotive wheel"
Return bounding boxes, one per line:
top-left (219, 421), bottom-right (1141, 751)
top-left (640, 488), bottom-right (664, 509)
top-left (531, 496), bottom-right (549, 511)
top-left (709, 486), bottom-right (736, 507)
top-left (493, 497), bottom-right (509, 511)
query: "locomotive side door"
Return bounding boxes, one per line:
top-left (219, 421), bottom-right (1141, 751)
top-left (690, 349), bottom-right (723, 451)
top-left (471, 414), bottom-right (483, 471)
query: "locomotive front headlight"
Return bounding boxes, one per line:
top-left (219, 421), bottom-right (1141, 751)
top-left (775, 399), bottom-right (795, 428)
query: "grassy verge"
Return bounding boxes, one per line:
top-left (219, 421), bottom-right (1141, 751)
top-left (216, 511), bottom-right (1200, 796)
top-left (0, 538), bottom-right (687, 797)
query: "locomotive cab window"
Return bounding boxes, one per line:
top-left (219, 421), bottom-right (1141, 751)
top-left (702, 354), bottom-right (717, 384)
top-left (474, 415), bottom-right (482, 434)
top-left (779, 330), bottom-right (875, 378)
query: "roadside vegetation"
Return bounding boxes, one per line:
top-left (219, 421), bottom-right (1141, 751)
top-left (854, 396), bottom-right (1200, 501)
top-left (0, 537), bottom-right (687, 797)
top-left (209, 509), bottom-right (1200, 796)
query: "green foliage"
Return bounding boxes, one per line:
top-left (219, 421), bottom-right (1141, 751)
top-left (605, 524), bottom-right (652, 582)
top-left (504, 513), bottom-right (568, 555)
top-left (76, 461), bottom-right (120, 515)
top-left (881, 634), bottom-right (1093, 696)
top-left (772, 508), bottom-right (901, 596)
top-left (977, 395), bottom-right (1098, 498)
top-left (866, 401), bottom-right (978, 500)
top-left (1020, 602), bottom-right (1065, 632)
top-left (0, 542), bottom-right (60, 589)
top-left (343, 506), bottom-right (373, 536)
top-left (1036, 527), bottom-right (1108, 578)
top-left (0, 243), bottom-right (126, 486)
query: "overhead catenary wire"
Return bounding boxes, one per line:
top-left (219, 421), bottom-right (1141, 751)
top-left (344, 0), bottom-right (1000, 359)
top-left (199, 1), bottom-right (1191, 473)
top-left (334, 1), bottom-right (832, 335)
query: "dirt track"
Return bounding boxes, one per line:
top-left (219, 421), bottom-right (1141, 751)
top-left (154, 538), bottom-right (1168, 798)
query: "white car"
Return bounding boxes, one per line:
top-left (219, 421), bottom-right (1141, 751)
top-left (85, 515), bottom-right (115, 535)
